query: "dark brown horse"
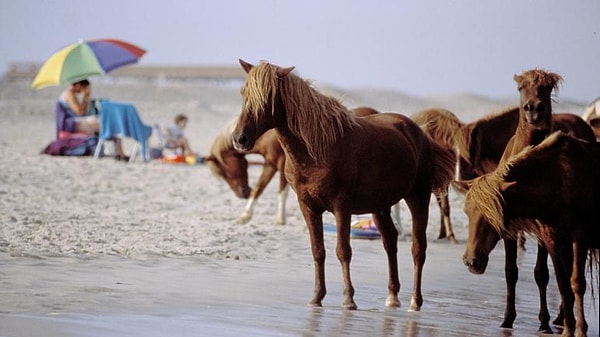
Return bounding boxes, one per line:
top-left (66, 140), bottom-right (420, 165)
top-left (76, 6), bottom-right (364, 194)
top-left (462, 131), bottom-right (600, 337)
top-left (204, 107), bottom-right (380, 225)
top-left (411, 106), bottom-right (595, 245)
top-left (232, 59), bottom-right (455, 310)
top-left (461, 69), bottom-right (565, 333)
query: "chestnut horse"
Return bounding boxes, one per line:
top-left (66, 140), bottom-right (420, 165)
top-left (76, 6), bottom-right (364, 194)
top-left (204, 107), bottom-right (380, 225)
top-left (232, 59), bottom-right (455, 310)
top-left (462, 131), bottom-right (600, 337)
top-left (461, 69), bottom-right (565, 333)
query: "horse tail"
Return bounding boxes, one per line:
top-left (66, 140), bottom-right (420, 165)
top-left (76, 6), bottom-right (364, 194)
top-left (587, 248), bottom-right (599, 312)
top-left (428, 139), bottom-right (456, 193)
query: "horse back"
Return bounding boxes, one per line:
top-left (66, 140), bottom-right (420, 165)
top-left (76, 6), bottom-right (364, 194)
top-left (552, 113), bottom-right (596, 142)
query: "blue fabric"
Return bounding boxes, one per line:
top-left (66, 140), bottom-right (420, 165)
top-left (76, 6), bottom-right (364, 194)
top-left (98, 100), bottom-right (152, 161)
top-left (55, 101), bottom-right (78, 137)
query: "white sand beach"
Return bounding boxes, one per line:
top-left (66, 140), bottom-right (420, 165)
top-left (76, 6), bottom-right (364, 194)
top-left (0, 74), bottom-right (597, 337)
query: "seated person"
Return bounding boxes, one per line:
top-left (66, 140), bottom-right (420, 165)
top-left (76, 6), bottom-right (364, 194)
top-left (165, 114), bottom-right (193, 156)
top-left (58, 79), bottom-right (129, 161)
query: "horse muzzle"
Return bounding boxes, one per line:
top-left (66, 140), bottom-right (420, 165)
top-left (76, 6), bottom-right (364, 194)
top-left (463, 254), bottom-right (489, 275)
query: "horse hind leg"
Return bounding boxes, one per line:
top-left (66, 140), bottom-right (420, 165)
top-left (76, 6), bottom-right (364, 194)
top-left (404, 190), bottom-right (431, 311)
top-left (333, 210), bottom-right (356, 309)
top-left (239, 197), bottom-right (256, 224)
top-left (372, 210), bottom-right (400, 307)
top-left (276, 180), bottom-right (289, 225)
top-left (435, 190), bottom-right (457, 244)
top-left (571, 242), bottom-right (589, 337)
top-left (534, 244), bottom-right (553, 333)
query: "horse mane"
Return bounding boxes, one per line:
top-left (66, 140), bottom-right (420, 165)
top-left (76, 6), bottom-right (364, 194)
top-left (244, 61), bottom-right (360, 163)
top-left (514, 68), bottom-right (563, 94)
top-left (411, 108), bottom-right (464, 147)
top-left (472, 131), bottom-right (570, 237)
top-left (207, 119), bottom-right (238, 178)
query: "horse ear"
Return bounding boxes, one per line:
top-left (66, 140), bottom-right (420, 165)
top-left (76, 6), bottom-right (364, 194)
top-left (499, 180), bottom-right (516, 192)
top-left (239, 59), bottom-right (253, 74)
top-left (277, 66), bottom-right (295, 78)
top-left (513, 74), bottom-right (523, 84)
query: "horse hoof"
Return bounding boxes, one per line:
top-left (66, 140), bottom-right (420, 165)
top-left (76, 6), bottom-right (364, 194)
top-left (343, 301), bottom-right (358, 310)
top-left (407, 297), bottom-right (421, 312)
top-left (385, 295), bottom-right (400, 308)
top-left (238, 214), bottom-right (252, 224)
top-left (276, 219), bottom-right (286, 225)
top-left (308, 300), bottom-right (322, 307)
top-left (449, 236), bottom-right (458, 244)
top-left (538, 324), bottom-right (553, 334)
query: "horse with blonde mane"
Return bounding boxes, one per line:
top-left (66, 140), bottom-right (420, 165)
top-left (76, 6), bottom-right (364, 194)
top-left (462, 131), bottom-right (600, 337)
top-left (204, 106), bottom-right (380, 225)
top-left (461, 69), bottom-right (568, 333)
top-left (411, 108), bottom-right (464, 243)
top-left (232, 59), bottom-right (455, 310)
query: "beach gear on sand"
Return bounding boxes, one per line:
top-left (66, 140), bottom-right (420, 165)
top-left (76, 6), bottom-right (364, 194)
top-left (32, 38), bottom-right (146, 89)
top-left (323, 214), bottom-right (381, 239)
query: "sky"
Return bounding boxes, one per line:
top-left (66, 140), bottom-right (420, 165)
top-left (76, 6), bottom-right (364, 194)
top-left (1, 0), bottom-right (599, 103)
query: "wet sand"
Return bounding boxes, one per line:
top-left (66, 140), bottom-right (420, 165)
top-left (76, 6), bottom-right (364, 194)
top-left (0, 77), bottom-right (597, 336)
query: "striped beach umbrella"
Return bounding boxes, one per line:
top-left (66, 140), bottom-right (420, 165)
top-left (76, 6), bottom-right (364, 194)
top-left (32, 38), bottom-right (146, 89)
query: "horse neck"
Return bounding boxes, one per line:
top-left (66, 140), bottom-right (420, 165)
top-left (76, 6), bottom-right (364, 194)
top-left (273, 127), bottom-right (318, 168)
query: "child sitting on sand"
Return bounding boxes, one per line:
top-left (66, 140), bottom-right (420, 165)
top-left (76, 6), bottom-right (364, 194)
top-left (165, 114), bottom-right (193, 156)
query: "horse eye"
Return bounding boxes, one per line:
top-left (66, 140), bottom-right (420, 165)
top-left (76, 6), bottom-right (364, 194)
top-left (523, 103), bottom-right (532, 111)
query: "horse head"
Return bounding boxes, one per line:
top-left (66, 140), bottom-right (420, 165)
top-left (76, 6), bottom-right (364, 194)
top-left (513, 69), bottom-right (562, 129)
top-left (232, 59), bottom-right (294, 152)
top-left (205, 131), bottom-right (252, 199)
top-left (455, 174), bottom-right (517, 275)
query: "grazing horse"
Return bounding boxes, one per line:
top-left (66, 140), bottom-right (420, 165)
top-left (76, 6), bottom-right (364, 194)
top-left (411, 108), bottom-right (464, 243)
top-left (204, 107), bottom-right (380, 225)
top-left (461, 69), bottom-right (565, 333)
top-left (204, 121), bottom-right (288, 224)
top-left (232, 59), bottom-right (455, 310)
top-left (462, 131), bottom-right (600, 337)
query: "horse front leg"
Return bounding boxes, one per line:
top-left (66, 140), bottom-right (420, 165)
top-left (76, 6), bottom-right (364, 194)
top-left (372, 210), bottom-right (400, 307)
top-left (334, 210), bottom-right (356, 310)
top-left (533, 243), bottom-right (553, 333)
top-left (501, 238), bottom-right (518, 329)
top-left (571, 241), bottom-right (588, 337)
top-left (404, 193), bottom-right (430, 311)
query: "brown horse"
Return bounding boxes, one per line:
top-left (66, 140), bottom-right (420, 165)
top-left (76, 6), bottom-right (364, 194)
top-left (204, 107), bottom-right (380, 225)
top-left (411, 108), bottom-right (464, 243)
top-left (456, 107), bottom-right (596, 181)
top-left (462, 131), bottom-right (600, 337)
top-left (411, 106), bottom-right (594, 244)
top-left (461, 69), bottom-right (565, 333)
top-left (204, 121), bottom-right (288, 224)
top-left (232, 59), bottom-right (455, 310)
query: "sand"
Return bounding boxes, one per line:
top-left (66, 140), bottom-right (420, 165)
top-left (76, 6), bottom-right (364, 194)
top-left (0, 76), bottom-right (597, 337)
